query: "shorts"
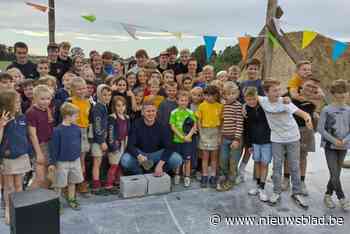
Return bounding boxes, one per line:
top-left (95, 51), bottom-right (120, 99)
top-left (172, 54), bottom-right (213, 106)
top-left (175, 142), bottom-right (194, 161)
top-left (300, 127), bottom-right (315, 156)
top-left (108, 140), bottom-right (126, 165)
top-left (1, 154), bottom-right (32, 175)
top-left (54, 158), bottom-right (84, 188)
top-left (199, 128), bottom-right (220, 151)
top-left (81, 128), bottom-right (91, 153)
top-left (91, 143), bottom-right (104, 157)
top-left (252, 143), bottom-right (272, 164)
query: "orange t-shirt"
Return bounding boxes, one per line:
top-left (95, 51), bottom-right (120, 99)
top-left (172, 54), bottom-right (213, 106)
top-left (71, 97), bottom-right (91, 128)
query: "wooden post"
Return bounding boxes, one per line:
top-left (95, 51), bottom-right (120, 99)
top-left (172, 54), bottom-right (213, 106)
top-left (48, 0), bottom-right (55, 43)
top-left (263, 0), bottom-right (278, 79)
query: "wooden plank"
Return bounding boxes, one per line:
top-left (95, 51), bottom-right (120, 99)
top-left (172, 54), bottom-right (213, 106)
top-left (266, 22), bottom-right (303, 64)
top-left (48, 0), bottom-right (55, 43)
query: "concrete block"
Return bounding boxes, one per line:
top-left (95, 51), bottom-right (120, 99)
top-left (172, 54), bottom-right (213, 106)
top-left (120, 175), bottom-right (147, 198)
top-left (144, 173), bottom-right (171, 195)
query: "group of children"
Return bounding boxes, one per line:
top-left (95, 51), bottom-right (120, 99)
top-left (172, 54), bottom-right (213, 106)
top-left (0, 41), bottom-right (349, 225)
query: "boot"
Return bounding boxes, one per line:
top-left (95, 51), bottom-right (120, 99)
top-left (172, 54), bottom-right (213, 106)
top-left (105, 165), bottom-right (118, 189)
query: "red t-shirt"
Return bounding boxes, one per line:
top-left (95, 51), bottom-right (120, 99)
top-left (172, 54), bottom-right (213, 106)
top-left (26, 105), bottom-right (54, 144)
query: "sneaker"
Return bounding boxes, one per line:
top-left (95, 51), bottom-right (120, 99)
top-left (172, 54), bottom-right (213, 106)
top-left (248, 187), bottom-right (259, 196)
top-left (174, 175), bottom-right (181, 185)
top-left (209, 176), bottom-right (217, 188)
top-left (269, 193), bottom-right (281, 204)
top-left (259, 189), bottom-right (269, 202)
top-left (184, 177), bottom-right (191, 187)
top-left (300, 182), bottom-right (309, 196)
top-left (339, 198), bottom-right (350, 211)
top-left (200, 176), bottom-right (208, 188)
top-left (234, 176), bottom-right (242, 185)
top-left (281, 177), bottom-right (290, 191)
top-left (292, 194), bottom-right (309, 209)
top-left (324, 194), bottom-right (336, 209)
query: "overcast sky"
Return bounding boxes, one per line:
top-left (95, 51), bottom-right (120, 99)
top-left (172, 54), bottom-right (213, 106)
top-left (0, 0), bottom-right (349, 57)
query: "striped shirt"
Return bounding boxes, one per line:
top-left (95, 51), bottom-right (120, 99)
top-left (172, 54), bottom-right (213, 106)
top-left (221, 101), bottom-right (244, 140)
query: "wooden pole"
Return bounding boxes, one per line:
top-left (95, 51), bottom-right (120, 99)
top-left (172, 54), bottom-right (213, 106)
top-left (263, 0), bottom-right (278, 79)
top-left (48, 0), bottom-right (55, 43)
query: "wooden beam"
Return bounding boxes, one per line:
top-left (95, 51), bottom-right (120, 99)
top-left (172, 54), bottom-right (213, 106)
top-left (266, 22), bottom-right (303, 64)
top-left (48, 0), bottom-right (55, 43)
top-left (263, 0), bottom-right (278, 79)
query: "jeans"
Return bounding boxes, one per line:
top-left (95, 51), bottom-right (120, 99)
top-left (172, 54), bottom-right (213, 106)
top-left (272, 141), bottom-right (301, 195)
top-left (325, 148), bottom-right (347, 199)
top-left (120, 149), bottom-right (183, 175)
top-left (219, 138), bottom-right (242, 178)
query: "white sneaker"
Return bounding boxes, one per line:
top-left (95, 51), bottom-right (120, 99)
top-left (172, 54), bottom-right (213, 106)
top-left (174, 175), bottom-right (181, 185)
top-left (259, 189), bottom-right (269, 202)
top-left (300, 182), bottom-right (309, 196)
top-left (184, 177), bottom-right (191, 187)
top-left (281, 177), bottom-right (290, 191)
top-left (270, 193), bottom-right (281, 204)
top-left (292, 194), bottom-right (309, 209)
top-left (339, 198), bottom-right (350, 211)
top-left (248, 187), bottom-right (259, 196)
top-left (324, 194), bottom-right (336, 209)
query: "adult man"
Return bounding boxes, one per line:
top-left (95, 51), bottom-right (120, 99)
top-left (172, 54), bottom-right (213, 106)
top-left (120, 101), bottom-right (183, 176)
top-left (129, 49), bottom-right (149, 74)
top-left (6, 42), bottom-right (38, 79)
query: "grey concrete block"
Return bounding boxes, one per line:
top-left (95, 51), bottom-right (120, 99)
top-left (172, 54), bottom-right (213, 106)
top-left (144, 173), bottom-right (171, 195)
top-left (120, 175), bottom-right (147, 198)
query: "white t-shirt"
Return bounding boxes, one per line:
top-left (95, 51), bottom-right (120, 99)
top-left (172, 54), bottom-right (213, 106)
top-left (258, 96), bottom-right (300, 143)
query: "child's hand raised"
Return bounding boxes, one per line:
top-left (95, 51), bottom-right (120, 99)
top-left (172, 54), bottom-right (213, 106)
top-left (0, 111), bottom-right (11, 128)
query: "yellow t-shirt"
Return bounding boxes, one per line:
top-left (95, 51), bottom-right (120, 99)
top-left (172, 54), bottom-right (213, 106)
top-left (288, 74), bottom-right (303, 91)
top-left (196, 101), bottom-right (223, 128)
top-left (71, 97), bottom-right (91, 128)
top-left (144, 95), bottom-right (165, 109)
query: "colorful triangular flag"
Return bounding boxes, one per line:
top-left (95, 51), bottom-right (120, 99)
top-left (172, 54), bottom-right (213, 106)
top-left (203, 36), bottom-right (217, 62)
top-left (332, 41), bottom-right (349, 61)
top-left (25, 2), bottom-right (48, 13)
top-left (121, 23), bottom-right (138, 40)
top-left (238, 37), bottom-right (251, 61)
top-left (302, 31), bottom-right (318, 49)
top-left (81, 14), bottom-right (96, 23)
top-left (171, 32), bottom-right (183, 40)
top-left (267, 31), bottom-right (280, 48)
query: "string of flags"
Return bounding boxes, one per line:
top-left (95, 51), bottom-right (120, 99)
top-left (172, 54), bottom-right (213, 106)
top-left (25, 1), bottom-right (349, 62)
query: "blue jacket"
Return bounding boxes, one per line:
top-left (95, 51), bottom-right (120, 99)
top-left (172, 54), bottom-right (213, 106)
top-left (107, 114), bottom-right (130, 152)
top-left (49, 124), bottom-right (81, 165)
top-left (0, 115), bottom-right (32, 159)
top-left (91, 102), bottom-right (109, 144)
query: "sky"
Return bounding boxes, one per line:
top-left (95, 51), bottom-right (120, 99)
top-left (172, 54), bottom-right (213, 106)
top-left (0, 0), bottom-right (349, 58)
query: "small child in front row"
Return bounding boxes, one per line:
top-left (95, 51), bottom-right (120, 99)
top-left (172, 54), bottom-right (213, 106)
top-left (318, 80), bottom-right (350, 210)
top-left (217, 81), bottom-right (243, 191)
top-left (91, 84), bottom-right (112, 194)
top-left (106, 96), bottom-right (130, 193)
top-left (170, 91), bottom-right (197, 187)
top-left (49, 102), bottom-right (83, 211)
top-left (244, 87), bottom-right (271, 202)
top-left (196, 85), bottom-right (223, 188)
top-left (0, 90), bottom-right (32, 224)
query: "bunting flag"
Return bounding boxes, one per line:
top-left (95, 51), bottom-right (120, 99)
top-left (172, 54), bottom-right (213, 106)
top-left (25, 2), bottom-right (48, 13)
top-left (332, 41), bottom-right (349, 61)
top-left (273, 18), bottom-right (283, 36)
top-left (238, 37), bottom-right (251, 61)
top-left (171, 32), bottom-right (183, 40)
top-left (203, 36), bottom-right (217, 62)
top-left (267, 31), bottom-right (280, 48)
top-left (121, 23), bottom-right (138, 40)
top-left (302, 31), bottom-right (318, 49)
top-left (81, 14), bottom-right (96, 23)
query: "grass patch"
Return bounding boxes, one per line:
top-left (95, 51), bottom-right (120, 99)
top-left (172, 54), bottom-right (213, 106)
top-left (0, 61), bottom-right (10, 71)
